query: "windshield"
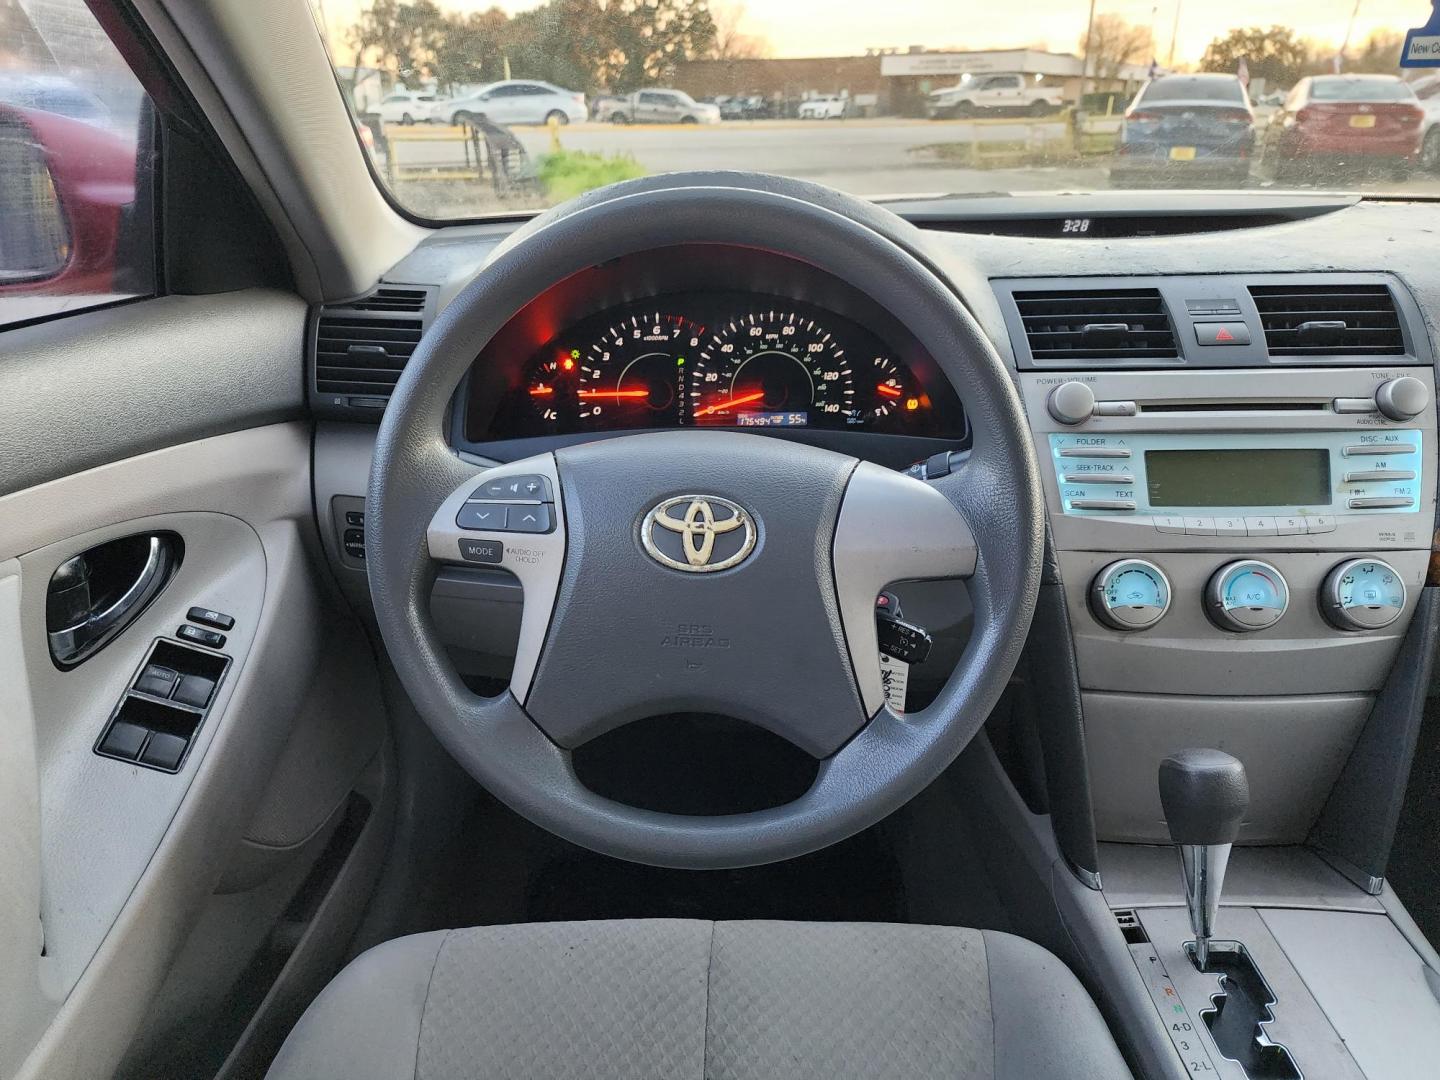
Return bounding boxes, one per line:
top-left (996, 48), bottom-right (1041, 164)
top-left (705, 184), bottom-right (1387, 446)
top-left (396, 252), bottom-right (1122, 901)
top-left (309, 1), bottom-right (1440, 219)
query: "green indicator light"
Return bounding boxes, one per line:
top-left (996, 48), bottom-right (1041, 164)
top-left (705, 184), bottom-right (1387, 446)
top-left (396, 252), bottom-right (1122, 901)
top-left (677, 356), bottom-right (685, 366)
top-left (570, 348), bottom-right (580, 359)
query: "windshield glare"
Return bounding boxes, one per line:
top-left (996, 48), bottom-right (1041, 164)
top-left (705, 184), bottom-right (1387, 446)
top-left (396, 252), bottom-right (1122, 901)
top-left (310, 1), bottom-right (1440, 219)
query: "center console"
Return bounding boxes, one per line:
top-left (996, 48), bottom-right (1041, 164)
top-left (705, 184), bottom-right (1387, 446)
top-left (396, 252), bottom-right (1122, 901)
top-left (996, 273), bottom-right (1440, 1079)
top-left (1004, 288), bottom-right (1437, 845)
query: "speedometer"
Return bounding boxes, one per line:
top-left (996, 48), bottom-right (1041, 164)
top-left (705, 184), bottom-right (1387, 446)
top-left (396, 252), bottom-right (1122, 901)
top-left (690, 311), bottom-right (856, 427)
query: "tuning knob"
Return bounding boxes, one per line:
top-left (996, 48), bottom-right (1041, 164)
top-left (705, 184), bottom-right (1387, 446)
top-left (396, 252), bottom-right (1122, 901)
top-left (1048, 381), bottom-right (1096, 425)
top-left (1375, 377), bottom-right (1428, 422)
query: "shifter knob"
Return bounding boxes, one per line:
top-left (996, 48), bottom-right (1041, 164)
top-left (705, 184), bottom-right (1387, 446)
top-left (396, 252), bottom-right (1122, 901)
top-left (1158, 749), bottom-right (1248, 969)
top-left (1159, 748), bottom-right (1249, 846)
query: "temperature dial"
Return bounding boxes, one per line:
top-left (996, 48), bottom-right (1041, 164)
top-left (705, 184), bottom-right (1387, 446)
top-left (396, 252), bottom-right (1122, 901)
top-left (1091, 559), bottom-right (1172, 631)
top-left (1322, 558), bottom-right (1407, 632)
top-left (1206, 560), bottom-right (1289, 633)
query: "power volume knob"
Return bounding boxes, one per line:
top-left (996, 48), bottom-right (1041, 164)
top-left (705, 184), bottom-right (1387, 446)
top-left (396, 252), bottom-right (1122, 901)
top-left (1375, 377), bottom-right (1428, 422)
top-left (1048, 381), bottom-right (1096, 425)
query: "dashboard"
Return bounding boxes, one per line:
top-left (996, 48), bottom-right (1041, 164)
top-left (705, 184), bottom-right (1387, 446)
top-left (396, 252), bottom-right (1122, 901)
top-left (460, 246), bottom-right (967, 449)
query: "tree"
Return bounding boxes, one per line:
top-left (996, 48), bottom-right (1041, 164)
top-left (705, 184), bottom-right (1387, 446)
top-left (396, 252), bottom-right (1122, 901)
top-left (606, 0), bottom-right (719, 91)
top-left (346, 0), bottom-right (445, 88)
top-left (1347, 30), bottom-right (1405, 74)
top-left (1080, 14), bottom-right (1150, 85)
top-left (430, 7), bottom-right (509, 91)
top-left (1199, 26), bottom-right (1312, 89)
top-left (710, 1), bottom-right (771, 60)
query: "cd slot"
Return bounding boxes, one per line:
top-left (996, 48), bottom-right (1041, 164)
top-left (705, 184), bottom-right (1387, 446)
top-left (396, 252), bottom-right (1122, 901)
top-left (1141, 401), bottom-right (1327, 414)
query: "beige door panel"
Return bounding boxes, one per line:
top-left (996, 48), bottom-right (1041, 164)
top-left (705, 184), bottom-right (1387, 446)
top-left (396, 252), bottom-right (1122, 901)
top-left (0, 423), bottom-right (333, 1080)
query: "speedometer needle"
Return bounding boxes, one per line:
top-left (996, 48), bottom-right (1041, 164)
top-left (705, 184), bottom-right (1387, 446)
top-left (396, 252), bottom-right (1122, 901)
top-left (696, 390), bottom-right (765, 417)
top-left (577, 389), bottom-right (650, 399)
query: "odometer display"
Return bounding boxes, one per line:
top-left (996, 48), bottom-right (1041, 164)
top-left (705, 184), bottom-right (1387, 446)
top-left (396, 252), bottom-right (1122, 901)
top-left (690, 311), bottom-right (856, 427)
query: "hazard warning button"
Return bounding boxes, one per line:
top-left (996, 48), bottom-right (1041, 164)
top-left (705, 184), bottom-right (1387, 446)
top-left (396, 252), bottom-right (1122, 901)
top-left (1194, 321), bottom-right (1251, 346)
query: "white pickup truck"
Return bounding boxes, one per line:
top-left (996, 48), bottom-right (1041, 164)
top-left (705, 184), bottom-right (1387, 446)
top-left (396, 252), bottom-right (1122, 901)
top-left (926, 73), bottom-right (1064, 119)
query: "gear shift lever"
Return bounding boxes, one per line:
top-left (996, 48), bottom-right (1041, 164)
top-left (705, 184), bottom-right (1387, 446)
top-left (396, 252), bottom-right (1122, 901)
top-left (1158, 749), bottom-right (1249, 969)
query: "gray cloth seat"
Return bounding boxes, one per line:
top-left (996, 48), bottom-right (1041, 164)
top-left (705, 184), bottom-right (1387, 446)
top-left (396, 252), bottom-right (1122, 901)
top-left (266, 920), bottom-right (1132, 1079)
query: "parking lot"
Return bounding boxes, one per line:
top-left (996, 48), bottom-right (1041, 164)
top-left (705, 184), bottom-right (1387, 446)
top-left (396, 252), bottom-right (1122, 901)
top-left (380, 116), bottom-right (1440, 217)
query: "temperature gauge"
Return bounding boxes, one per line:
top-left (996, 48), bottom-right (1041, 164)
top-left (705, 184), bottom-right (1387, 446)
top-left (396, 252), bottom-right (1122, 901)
top-left (1091, 559), bottom-right (1172, 631)
top-left (1322, 558), bottom-right (1407, 632)
top-left (1206, 560), bottom-right (1289, 633)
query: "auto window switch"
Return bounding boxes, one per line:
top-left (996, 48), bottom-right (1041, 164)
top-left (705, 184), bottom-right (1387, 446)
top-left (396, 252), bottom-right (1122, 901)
top-left (140, 732), bottom-right (188, 771)
top-left (172, 674), bottom-right (216, 709)
top-left (177, 624), bottom-right (225, 649)
top-left (100, 720), bottom-right (148, 760)
top-left (186, 607), bottom-right (234, 631)
top-left (135, 663), bottom-right (180, 698)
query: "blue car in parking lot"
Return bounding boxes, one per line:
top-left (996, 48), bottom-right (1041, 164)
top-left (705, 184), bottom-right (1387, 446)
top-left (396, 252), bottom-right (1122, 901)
top-left (1110, 73), bottom-right (1255, 188)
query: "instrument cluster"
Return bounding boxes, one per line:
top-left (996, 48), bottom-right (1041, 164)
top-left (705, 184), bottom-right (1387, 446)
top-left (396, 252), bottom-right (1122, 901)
top-left (476, 293), bottom-right (964, 441)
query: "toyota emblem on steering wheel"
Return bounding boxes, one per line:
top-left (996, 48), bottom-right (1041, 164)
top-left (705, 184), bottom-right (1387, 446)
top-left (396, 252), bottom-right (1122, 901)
top-left (641, 495), bottom-right (756, 572)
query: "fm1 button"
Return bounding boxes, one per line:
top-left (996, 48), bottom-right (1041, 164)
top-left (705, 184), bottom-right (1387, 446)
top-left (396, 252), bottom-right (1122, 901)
top-left (459, 538), bottom-right (503, 564)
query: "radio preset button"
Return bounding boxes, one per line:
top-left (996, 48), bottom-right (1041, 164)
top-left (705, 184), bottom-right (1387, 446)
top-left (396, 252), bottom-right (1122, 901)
top-left (1057, 447), bottom-right (1131, 458)
top-left (1305, 516), bottom-right (1336, 534)
top-left (1154, 515), bottom-right (1186, 534)
top-left (1063, 472), bottom-right (1134, 485)
top-left (1344, 469), bottom-right (1416, 482)
top-left (1348, 496), bottom-right (1414, 509)
top-left (1243, 516), bottom-right (1279, 536)
top-left (1214, 516), bottom-right (1248, 537)
top-left (1071, 498), bottom-right (1136, 511)
top-left (1183, 516), bottom-right (1216, 535)
top-left (1344, 443), bottom-right (1414, 456)
top-left (1276, 516), bottom-right (1306, 536)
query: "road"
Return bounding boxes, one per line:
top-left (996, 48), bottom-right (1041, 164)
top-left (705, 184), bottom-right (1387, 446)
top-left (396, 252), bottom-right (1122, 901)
top-left (381, 117), bottom-right (1440, 213)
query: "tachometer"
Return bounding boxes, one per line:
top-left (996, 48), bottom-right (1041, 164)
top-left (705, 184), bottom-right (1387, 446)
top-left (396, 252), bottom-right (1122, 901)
top-left (690, 311), bottom-right (855, 427)
top-left (577, 312), bottom-right (699, 428)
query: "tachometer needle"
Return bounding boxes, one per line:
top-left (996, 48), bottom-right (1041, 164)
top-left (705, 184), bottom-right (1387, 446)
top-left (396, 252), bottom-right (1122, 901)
top-left (577, 389), bottom-right (650, 399)
top-left (875, 383), bottom-right (902, 398)
top-left (696, 390), bottom-right (765, 417)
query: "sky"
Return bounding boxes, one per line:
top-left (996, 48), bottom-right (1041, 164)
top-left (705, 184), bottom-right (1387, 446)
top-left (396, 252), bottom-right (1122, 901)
top-left (313, 0), bottom-right (1436, 66)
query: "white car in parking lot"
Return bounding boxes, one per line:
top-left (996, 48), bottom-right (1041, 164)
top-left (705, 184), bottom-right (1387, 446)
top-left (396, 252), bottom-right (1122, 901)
top-left (798, 96), bottom-right (848, 120)
top-left (374, 89), bottom-right (442, 125)
top-left (444, 80), bottom-right (587, 126)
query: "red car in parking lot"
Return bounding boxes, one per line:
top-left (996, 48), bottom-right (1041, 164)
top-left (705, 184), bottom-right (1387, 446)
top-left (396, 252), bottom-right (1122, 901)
top-left (1262, 74), bottom-right (1424, 181)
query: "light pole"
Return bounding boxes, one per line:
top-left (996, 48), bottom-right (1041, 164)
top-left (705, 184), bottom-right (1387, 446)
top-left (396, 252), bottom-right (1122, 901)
top-left (1168, 0), bottom-right (1183, 69)
top-left (1081, 0), bottom-right (1099, 101)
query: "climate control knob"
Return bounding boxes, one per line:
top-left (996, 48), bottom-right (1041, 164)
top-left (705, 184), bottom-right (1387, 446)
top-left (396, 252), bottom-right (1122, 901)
top-left (1375, 376), bottom-right (1428, 422)
top-left (1321, 558), bottom-right (1407, 631)
top-left (1091, 559), bottom-right (1172, 631)
top-left (1205, 560), bottom-right (1289, 632)
top-left (1048, 381), bottom-right (1096, 425)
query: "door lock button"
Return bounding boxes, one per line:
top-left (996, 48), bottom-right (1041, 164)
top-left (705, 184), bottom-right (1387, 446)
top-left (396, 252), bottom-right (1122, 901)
top-left (177, 624), bottom-right (225, 649)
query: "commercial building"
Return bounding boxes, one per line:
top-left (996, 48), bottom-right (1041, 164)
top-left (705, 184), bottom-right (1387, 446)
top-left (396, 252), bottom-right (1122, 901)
top-left (675, 47), bottom-right (1153, 117)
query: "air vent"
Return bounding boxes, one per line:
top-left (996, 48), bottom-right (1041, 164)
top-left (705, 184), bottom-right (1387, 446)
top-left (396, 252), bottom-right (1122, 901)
top-left (314, 315), bottom-right (423, 399)
top-left (1013, 288), bottom-right (1178, 362)
top-left (348, 286), bottom-right (429, 313)
top-left (1249, 284), bottom-right (1404, 357)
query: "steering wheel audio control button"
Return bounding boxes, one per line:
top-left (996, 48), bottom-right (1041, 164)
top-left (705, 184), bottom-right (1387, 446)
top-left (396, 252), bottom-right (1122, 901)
top-left (457, 504), bottom-right (508, 529)
top-left (459, 538), bottom-right (504, 564)
top-left (472, 474), bottom-right (552, 502)
top-left (508, 505), bottom-right (553, 533)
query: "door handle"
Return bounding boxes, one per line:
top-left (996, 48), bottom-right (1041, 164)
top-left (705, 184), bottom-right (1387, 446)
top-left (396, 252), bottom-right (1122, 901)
top-left (48, 534), bottom-right (176, 668)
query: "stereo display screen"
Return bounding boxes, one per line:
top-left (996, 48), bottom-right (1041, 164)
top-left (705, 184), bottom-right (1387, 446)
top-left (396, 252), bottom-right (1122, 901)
top-left (1145, 448), bottom-right (1331, 508)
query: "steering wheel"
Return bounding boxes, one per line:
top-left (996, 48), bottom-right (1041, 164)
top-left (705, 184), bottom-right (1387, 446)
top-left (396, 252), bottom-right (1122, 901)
top-left (367, 174), bottom-right (1043, 869)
